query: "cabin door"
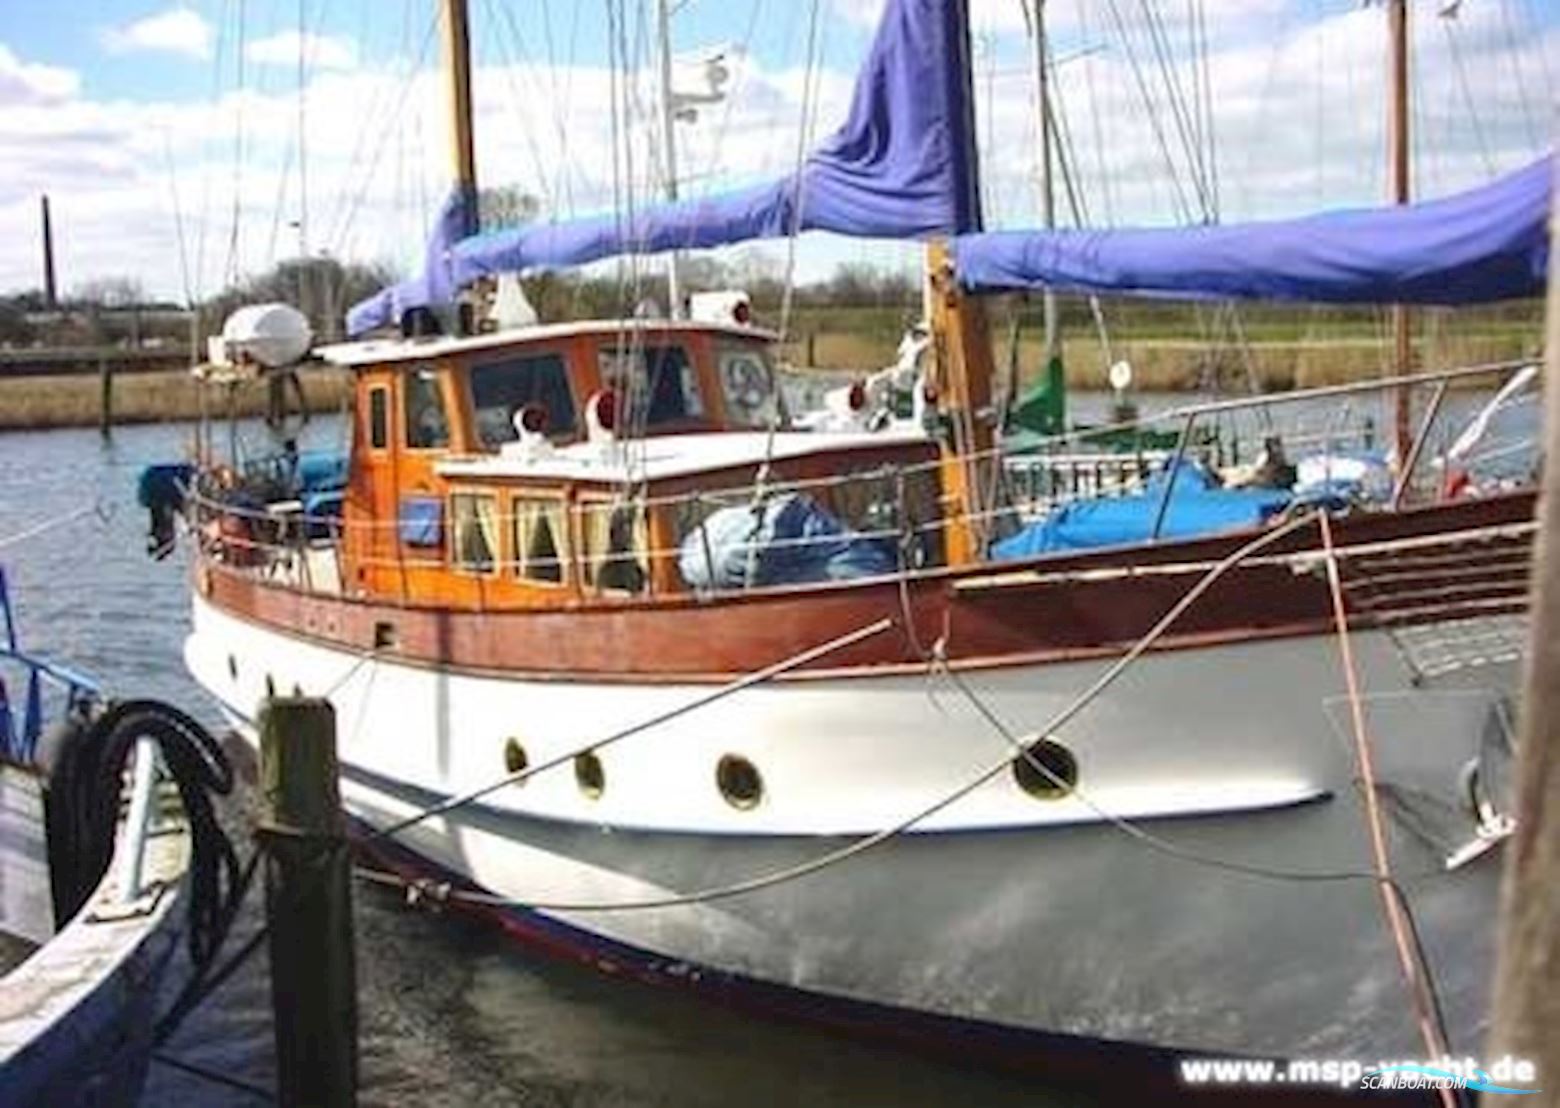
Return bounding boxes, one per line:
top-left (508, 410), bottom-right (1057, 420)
top-left (355, 374), bottom-right (401, 595)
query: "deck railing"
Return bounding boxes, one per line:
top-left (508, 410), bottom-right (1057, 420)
top-left (186, 359), bottom-right (1540, 605)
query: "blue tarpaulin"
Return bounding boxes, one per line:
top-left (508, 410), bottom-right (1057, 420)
top-left (991, 462), bottom-right (1291, 558)
top-left (954, 157), bottom-right (1552, 306)
top-left (679, 494), bottom-right (895, 588)
top-left (348, 0), bottom-right (980, 334)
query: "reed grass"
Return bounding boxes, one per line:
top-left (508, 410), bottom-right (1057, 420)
top-left (0, 369), bottom-right (353, 432)
top-left (0, 319), bottom-right (1538, 434)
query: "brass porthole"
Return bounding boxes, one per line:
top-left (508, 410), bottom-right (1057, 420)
top-left (1012, 738), bottom-right (1078, 800)
top-left (716, 755), bottom-right (764, 810)
top-left (504, 738), bottom-right (529, 781)
top-left (575, 751), bottom-right (605, 799)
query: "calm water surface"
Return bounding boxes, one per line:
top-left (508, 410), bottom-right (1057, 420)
top-left (0, 385), bottom-right (1521, 1106)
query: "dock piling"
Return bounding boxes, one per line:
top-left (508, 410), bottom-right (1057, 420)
top-left (257, 697), bottom-right (358, 1107)
top-left (97, 357), bottom-right (113, 438)
top-left (1486, 180), bottom-right (1560, 1097)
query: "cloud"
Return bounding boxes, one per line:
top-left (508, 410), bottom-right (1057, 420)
top-left (102, 7), bottom-right (213, 60)
top-left (246, 31), bottom-right (359, 72)
top-left (0, 44), bottom-right (79, 106)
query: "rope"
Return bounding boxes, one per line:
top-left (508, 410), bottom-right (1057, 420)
top-left (151, 1051), bottom-right (273, 1101)
top-left (367, 616), bottom-right (895, 843)
top-left (1318, 512), bottom-right (1458, 1108)
top-left (363, 511), bottom-right (1334, 915)
top-left (0, 502), bottom-right (107, 551)
top-left (41, 699), bottom-right (257, 1048)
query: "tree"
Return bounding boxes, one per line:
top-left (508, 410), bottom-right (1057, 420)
top-left (0, 299), bottom-right (35, 346)
top-left (478, 185), bottom-right (541, 232)
top-left (72, 275), bottom-right (147, 309)
top-left (202, 257), bottom-right (396, 342)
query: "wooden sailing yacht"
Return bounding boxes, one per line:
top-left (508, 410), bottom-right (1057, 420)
top-left (164, 0), bottom-right (1551, 1077)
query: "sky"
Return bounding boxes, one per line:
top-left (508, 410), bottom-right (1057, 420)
top-left (0, 0), bottom-right (1555, 305)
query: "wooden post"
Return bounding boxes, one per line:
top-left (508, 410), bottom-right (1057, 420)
top-left (97, 357), bottom-right (113, 438)
top-left (1486, 167), bottom-right (1559, 1099)
top-left (258, 698), bottom-right (358, 1107)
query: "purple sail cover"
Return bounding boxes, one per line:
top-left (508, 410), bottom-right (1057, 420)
top-left (953, 157), bottom-right (1552, 306)
top-left (350, 0), bottom-right (980, 334)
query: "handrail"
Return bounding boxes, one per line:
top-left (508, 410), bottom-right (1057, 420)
top-left (186, 356), bottom-right (1532, 532)
top-left (181, 356), bottom-right (1541, 602)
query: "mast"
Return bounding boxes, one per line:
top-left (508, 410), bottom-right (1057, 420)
top-left (1388, 0), bottom-right (1412, 462)
top-left (656, 0), bottom-right (684, 319)
top-left (441, 0), bottom-right (478, 238)
top-left (927, 0), bottom-right (996, 565)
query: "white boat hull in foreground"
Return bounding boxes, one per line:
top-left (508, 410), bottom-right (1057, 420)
top-left (188, 592), bottom-right (1517, 1066)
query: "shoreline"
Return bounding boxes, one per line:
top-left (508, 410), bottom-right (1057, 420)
top-left (0, 368), bottom-right (353, 433)
top-left (0, 330), bottom-right (1535, 433)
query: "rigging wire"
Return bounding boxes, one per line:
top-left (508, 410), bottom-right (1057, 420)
top-left (222, 0), bottom-right (249, 291)
top-left (1440, 15), bottom-right (1496, 178)
top-left (777, 0), bottom-right (826, 344)
top-left (325, 12), bottom-right (440, 259)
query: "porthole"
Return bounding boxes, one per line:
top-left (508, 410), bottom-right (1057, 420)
top-left (227, 654), bottom-right (238, 681)
top-left (1012, 738), bottom-right (1078, 800)
top-left (504, 738), bottom-right (529, 781)
top-left (716, 755), bottom-right (764, 810)
top-left (264, 674), bottom-right (277, 700)
top-left (575, 751), bottom-right (605, 799)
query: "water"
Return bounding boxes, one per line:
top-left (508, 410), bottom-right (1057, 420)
top-left (0, 384), bottom-right (1530, 1105)
top-left (0, 416), bottom-right (1070, 1107)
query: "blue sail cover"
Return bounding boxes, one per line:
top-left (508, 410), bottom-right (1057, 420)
top-left (452, 0), bottom-right (980, 285)
top-left (346, 186), bottom-right (477, 336)
top-left (953, 156), bottom-right (1552, 305)
top-left (345, 0), bottom-right (979, 334)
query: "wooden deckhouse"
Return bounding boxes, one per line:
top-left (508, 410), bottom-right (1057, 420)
top-left (315, 319), bottom-right (943, 609)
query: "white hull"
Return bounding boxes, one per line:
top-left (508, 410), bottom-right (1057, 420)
top-left (187, 592), bottom-right (1516, 1061)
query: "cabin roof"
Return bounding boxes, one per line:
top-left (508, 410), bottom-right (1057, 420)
top-left (315, 318), bottom-right (779, 368)
top-left (435, 429), bottom-right (932, 485)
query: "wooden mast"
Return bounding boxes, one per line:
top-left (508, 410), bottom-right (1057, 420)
top-left (927, 0), bottom-right (996, 566)
top-left (1388, 0), bottom-right (1413, 463)
top-left (442, 0), bottom-right (478, 236)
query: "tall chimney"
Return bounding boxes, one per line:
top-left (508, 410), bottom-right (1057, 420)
top-left (40, 195), bottom-right (58, 310)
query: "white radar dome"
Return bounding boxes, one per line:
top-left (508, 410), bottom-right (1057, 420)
top-left (218, 303), bottom-right (313, 369)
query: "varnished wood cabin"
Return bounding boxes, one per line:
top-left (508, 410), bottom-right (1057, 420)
top-left (316, 319), bottom-right (944, 610)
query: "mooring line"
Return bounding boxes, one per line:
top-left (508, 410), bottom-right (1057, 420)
top-left (1319, 511), bottom-right (1460, 1108)
top-left (361, 511), bottom-right (1388, 915)
top-left (0, 500), bottom-right (107, 551)
top-left (151, 1050), bottom-right (274, 1101)
top-left (367, 616), bottom-right (897, 844)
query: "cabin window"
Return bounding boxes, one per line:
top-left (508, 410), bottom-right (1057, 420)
top-left (598, 344), bottom-right (703, 428)
top-left (717, 345), bottom-right (782, 429)
top-left (368, 387), bottom-right (389, 449)
top-left (450, 492), bottom-right (499, 573)
top-left (580, 499), bottom-right (648, 595)
top-left (404, 367), bottom-right (450, 449)
top-left (512, 496), bottom-right (569, 584)
top-left (471, 354), bottom-right (576, 446)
